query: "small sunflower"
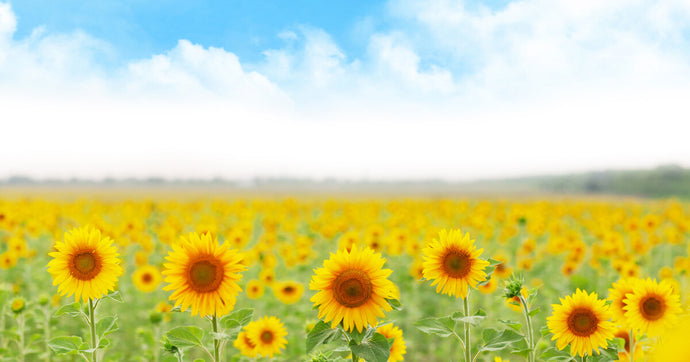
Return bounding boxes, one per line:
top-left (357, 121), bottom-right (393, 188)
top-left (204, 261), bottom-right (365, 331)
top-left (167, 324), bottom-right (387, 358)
top-left (273, 280), bottom-right (304, 305)
top-left (607, 278), bottom-right (637, 328)
top-left (376, 323), bottom-right (406, 362)
top-left (310, 245), bottom-right (396, 332)
top-left (246, 280), bottom-right (264, 299)
top-left (245, 316), bottom-right (288, 358)
top-left (623, 278), bottom-right (681, 337)
top-left (547, 289), bottom-right (615, 357)
top-left (47, 226), bottom-right (123, 302)
top-left (233, 331), bottom-right (258, 358)
top-left (422, 229), bottom-right (490, 298)
top-left (132, 265), bottom-right (162, 293)
top-left (162, 232), bottom-right (246, 317)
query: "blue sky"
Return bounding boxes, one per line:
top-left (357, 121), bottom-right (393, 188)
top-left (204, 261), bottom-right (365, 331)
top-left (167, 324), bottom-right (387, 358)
top-left (1, 0), bottom-right (690, 180)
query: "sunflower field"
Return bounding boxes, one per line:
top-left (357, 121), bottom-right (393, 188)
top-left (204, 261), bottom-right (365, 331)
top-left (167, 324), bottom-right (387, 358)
top-left (1, 194), bottom-right (689, 361)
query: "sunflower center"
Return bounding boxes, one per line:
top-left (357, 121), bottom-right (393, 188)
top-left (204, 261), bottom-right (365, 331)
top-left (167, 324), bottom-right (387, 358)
top-left (640, 295), bottom-right (666, 321)
top-left (442, 249), bottom-right (472, 278)
top-left (188, 258), bottom-right (224, 293)
top-left (260, 330), bottom-right (274, 343)
top-left (567, 308), bottom-right (598, 337)
top-left (333, 269), bottom-right (373, 308)
top-left (283, 286), bottom-right (295, 294)
top-left (142, 272), bottom-right (153, 283)
top-left (70, 252), bottom-right (102, 280)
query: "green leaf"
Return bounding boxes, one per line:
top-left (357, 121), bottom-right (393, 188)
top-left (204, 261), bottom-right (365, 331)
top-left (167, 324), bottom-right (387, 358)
top-left (55, 303), bottom-right (83, 317)
top-left (479, 328), bottom-right (524, 352)
top-left (165, 326), bottom-right (205, 348)
top-left (539, 347), bottom-right (575, 361)
top-left (219, 308), bottom-right (253, 330)
top-left (306, 320), bottom-right (341, 354)
top-left (385, 298), bottom-right (402, 311)
top-left (98, 338), bottom-right (111, 349)
top-left (96, 316), bottom-right (119, 339)
top-left (349, 333), bottom-right (391, 362)
top-left (540, 325), bottom-right (552, 337)
top-left (527, 307), bottom-right (540, 317)
top-left (452, 309), bottom-right (487, 326)
top-left (48, 336), bottom-right (84, 355)
top-left (498, 319), bottom-right (522, 332)
top-left (348, 326), bottom-right (376, 345)
top-left (414, 316), bottom-right (456, 337)
top-left (102, 291), bottom-right (124, 303)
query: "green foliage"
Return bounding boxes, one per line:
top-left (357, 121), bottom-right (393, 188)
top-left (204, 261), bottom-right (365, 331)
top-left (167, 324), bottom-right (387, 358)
top-left (306, 320), bottom-right (341, 354)
top-left (349, 332), bottom-right (392, 362)
top-left (164, 326), bottom-right (205, 348)
top-left (414, 315), bottom-right (456, 337)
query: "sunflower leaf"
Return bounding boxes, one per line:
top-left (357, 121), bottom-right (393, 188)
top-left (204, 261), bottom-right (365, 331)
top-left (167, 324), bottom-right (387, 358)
top-left (55, 303), bottom-right (83, 317)
top-left (478, 328), bottom-right (524, 352)
top-left (498, 319), bottom-right (522, 332)
top-left (165, 326), bottom-right (205, 348)
top-left (527, 307), bottom-right (540, 317)
top-left (539, 347), bottom-right (575, 361)
top-left (47, 336), bottom-right (84, 355)
top-left (385, 298), bottom-right (402, 311)
top-left (348, 326), bottom-right (376, 345)
top-left (453, 309), bottom-right (486, 326)
top-left (219, 308), bottom-right (253, 330)
top-left (102, 291), bottom-right (124, 303)
top-left (306, 320), bottom-right (341, 354)
top-left (349, 332), bottom-right (391, 362)
top-left (96, 316), bottom-right (119, 339)
top-left (414, 316), bottom-right (456, 337)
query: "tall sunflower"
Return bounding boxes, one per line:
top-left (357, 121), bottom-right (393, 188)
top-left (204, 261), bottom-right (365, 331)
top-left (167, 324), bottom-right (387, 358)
top-left (47, 226), bottom-right (123, 302)
top-left (310, 245), bottom-right (396, 332)
top-left (162, 232), bottom-right (246, 317)
top-left (245, 316), bottom-right (288, 358)
top-left (376, 323), bottom-right (407, 362)
top-left (607, 278), bottom-right (637, 328)
top-left (623, 278), bottom-right (681, 337)
top-left (422, 229), bottom-right (489, 298)
top-left (233, 331), bottom-right (258, 358)
top-left (547, 289), bottom-right (615, 357)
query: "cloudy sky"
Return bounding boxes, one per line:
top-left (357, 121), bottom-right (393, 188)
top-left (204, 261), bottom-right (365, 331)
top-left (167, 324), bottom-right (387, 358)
top-left (1, 0), bottom-right (689, 181)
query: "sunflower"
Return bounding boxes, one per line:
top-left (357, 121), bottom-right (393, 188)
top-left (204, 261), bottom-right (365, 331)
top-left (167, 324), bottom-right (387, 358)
top-left (422, 229), bottom-right (489, 298)
top-left (259, 268), bottom-right (276, 286)
top-left (651, 314), bottom-right (690, 362)
top-left (132, 265), bottom-right (162, 293)
top-left (310, 245), bottom-right (396, 332)
top-left (547, 289), bottom-right (615, 357)
top-left (47, 226), bottom-right (123, 302)
top-left (623, 278), bottom-right (681, 337)
top-left (273, 280), bottom-right (304, 305)
top-left (246, 280), bottom-right (264, 299)
top-left (162, 232), bottom-right (246, 317)
top-left (233, 331), bottom-right (258, 358)
top-left (245, 316), bottom-right (288, 358)
top-left (613, 328), bottom-right (643, 361)
top-left (376, 323), bottom-right (406, 362)
top-left (608, 278), bottom-right (637, 328)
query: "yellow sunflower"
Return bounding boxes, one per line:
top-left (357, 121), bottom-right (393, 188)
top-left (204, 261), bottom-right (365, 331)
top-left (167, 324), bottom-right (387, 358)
top-left (233, 331), bottom-right (258, 358)
top-left (245, 316), bottom-right (288, 358)
top-left (651, 314), bottom-right (690, 362)
top-left (246, 280), bottom-right (264, 299)
top-left (547, 289), bottom-right (615, 357)
top-left (310, 245), bottom-right (396, 332)
top-left (47, 226), bottom-right (123, 302)
top-left (162, 232), bottom-right (246, 317)
top-left (132, 265), bottom-right (162, 293)
top-left (376, 323), bottom-right (406, 362)
top-left (623, 278), bottom-right (681, 337)
top-left (608, 278), bottom-right (637, 328)
top-left (273, 280), bottom-right (304, 305)
top-left (422, 229), bottom-right (489, 298)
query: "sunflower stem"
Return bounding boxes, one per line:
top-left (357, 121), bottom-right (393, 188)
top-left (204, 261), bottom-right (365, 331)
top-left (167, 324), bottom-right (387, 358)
top-left (88, 299), bottom-right (98, 362)
top-left (518, 294), bottom-right (535, 362)
top-left (212, 314), bottom-right (220, 362)
top-left (628, 329), bottom-right (635, 362)
top-left (463, 292), bottom-right (471, 362)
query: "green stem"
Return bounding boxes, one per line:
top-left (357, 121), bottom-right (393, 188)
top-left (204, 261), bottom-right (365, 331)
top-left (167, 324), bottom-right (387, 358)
top-left (629, 329), bottom-right (635, 362)
top-left (212, 314), bottom-right (220, 362)
top-left (518, 295), bottom-right (535, 362)
top-left (18, 314), bottom-right (25, 362)
top-left (463, 293), bottom-right (471, 362)
top-left (582, 354), bottom-right (587, 362)
top-left (89, 299), bottom-right (98, 362)
top-left (44, 306), bottom-right (51, 362)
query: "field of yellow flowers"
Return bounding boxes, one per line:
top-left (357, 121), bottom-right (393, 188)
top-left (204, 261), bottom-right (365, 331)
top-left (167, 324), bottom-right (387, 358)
top-left (1, 193), bottom-right (689, 361)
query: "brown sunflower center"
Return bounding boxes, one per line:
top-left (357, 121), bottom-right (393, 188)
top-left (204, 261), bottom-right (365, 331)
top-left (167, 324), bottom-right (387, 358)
top-left (283, 286), bottom-right (295, 294)
top-left (567, 308), bottom-right (598, 337)
top-left (442, 249), bottom-right (473, 278)
top-left (260, 330), bottom-right (274, 343)
top-left (142, 272), bottom-right (153, 283)
top-left (333, 269), bottom-right (373, 308)
top-left (188, 258), bottom-right (224, 293)
top-left (70, 252), bottom-right (102, 280)
top-left (640, 295), bottom-right (666, 321)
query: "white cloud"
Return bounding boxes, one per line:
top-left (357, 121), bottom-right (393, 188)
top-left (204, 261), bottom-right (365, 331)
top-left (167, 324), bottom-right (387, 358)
top-left (1, 1), bottom-right (690, 180)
